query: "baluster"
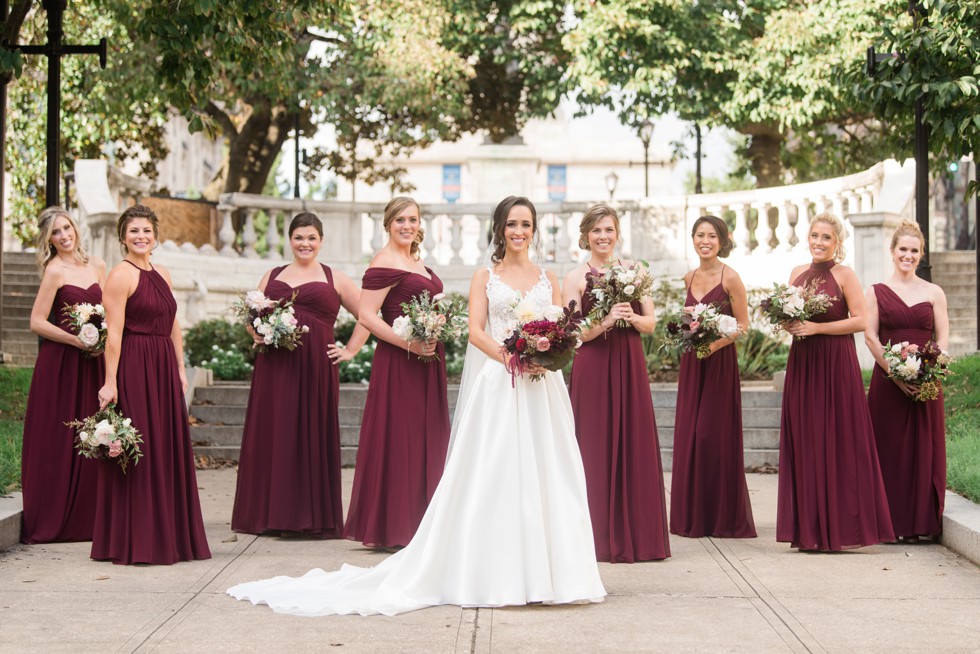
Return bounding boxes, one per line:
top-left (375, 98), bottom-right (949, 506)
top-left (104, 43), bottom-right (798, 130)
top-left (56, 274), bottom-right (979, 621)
top-left (450, 214), bottom-right (464, 265)
top-left (265, 211), bottom-right (280, 259)
top-left (423, 213), bottom-right (437, 263)
top-left (370, 212), bottom-right (384, 252)
top-left (775, 202), bottom-right (794, 252)
top-left (755, 202), bottom-right (774, 254)
top-left (844, 191), bottom-right (859, 215)
top-left (794, 200), bottom-right (812, 254)
top-left (555, 212), bottom-right (572, 263)
top-left (730, 204), bottom-right (751, 255)
top-left (241, 208), bottom-right (258, 258)
top-left (859, 186), bottom-right (875, 213)
top-left (218, 203), bottom-right (237, 257)
top-left (831, 194), bottom-right (845, 219)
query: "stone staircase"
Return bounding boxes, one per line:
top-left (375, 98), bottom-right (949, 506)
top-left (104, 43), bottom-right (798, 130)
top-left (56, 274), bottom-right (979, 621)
top-left (931, 251), bottom-right (977, 357)
top-left (190, 382), bottom-right (782, 471)
top-left (1, 252), bottom-right (40, 366)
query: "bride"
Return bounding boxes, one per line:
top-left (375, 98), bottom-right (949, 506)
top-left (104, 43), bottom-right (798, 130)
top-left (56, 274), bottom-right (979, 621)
top-left (227, 196), bottom-right (606, 616)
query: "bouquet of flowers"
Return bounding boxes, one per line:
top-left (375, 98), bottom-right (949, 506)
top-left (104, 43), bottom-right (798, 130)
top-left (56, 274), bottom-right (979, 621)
top-left (501, 300), bottom-right (584, 383)
top-left (391, 291), bottom-right (468, 362)
top-left (759, 280), bottom-right (836, 338)
top-left (661, 302), bottom-right (742, 359)
top-left (882, 340), bottom-right (954, 402)
top-left (585, 260), bottom-right (654, 328)
top-left (65, 404), bottom-right (144, 473)
top-left (231, 290), bottom-right (309, 351)
top-left (62, 302), bottom-right (106, 355)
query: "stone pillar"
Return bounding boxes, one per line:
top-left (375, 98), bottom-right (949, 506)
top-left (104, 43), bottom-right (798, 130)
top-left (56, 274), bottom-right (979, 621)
top-left (850, 211), bottom-right (904, 369)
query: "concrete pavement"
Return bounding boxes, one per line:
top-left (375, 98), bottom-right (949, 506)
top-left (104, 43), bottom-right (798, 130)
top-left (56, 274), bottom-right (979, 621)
top-left (1, 469), bottom-right (979, 653)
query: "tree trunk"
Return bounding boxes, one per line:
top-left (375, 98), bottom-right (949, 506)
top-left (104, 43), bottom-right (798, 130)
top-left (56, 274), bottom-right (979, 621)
top-left (220, 99), bottom-right (294, 196)
top-left (741, 122), bottom-right (784, 188)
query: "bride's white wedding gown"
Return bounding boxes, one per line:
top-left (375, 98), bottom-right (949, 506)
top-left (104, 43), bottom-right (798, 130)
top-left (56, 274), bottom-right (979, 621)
top-left (227, 268), bottom-right (606, 616)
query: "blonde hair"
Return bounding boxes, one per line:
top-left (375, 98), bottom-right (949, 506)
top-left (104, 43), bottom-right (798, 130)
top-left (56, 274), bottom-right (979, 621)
top-left (577, 203), bottom-right (620, 250)
top-left (35, 206), bottom-right (88, 276)
top-left (809, 212), bottom-right (847, 263)
top-left (890, 220), bottom-right (925, 251)
top-left (383, 196), bottom-right (424, 260)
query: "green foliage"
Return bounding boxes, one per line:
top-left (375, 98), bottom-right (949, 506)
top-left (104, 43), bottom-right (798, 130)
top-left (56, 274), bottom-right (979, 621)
top-left (184, 318), bottom-right (255, 370)
top-left (195, 345), bottom-right (254, 381)
top-left (0, 366), bottom-right (33, 492)
top-left (338, 342), bottom-right (376, 384)
top-left (855, 0), bottom-right (980, 196)
top-left (944, 353), bottom-right (980, 502)
top-left (737, 329), bottom-right (789, 379)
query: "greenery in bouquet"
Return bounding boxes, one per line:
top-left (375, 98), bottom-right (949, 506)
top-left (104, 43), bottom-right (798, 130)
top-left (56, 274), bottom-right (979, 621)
top-left (585, 260), bottom-right (654, 328)
top-left (661, 302), bottom-right (742, 359)
top-left (759, 280), bottom-right (836, 338)
top-left (501, 300), bottom-right (584, 383)
top-left (66, 404), bottom-right (144, 474)
top-left (231, 290), bottom-right (309, 351)
top-left (391, 290), bottom-right (468, 362)
top-left (62, 302), bottom-right (107, 356)
top-left (882, 340), bottom-right (954, 402)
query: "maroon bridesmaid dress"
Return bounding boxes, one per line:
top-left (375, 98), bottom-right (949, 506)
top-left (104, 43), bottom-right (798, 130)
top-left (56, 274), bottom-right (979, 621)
top-left (20, 284), bottom-right (102, 543)
top-left (90, 263), bottom-right (211, 564)
top-left (232, 265), bottom-right (344, 537)
top-left (343, 267), bottom-right (451, 548)
top-left (568, 282), bottom-right (670, 562)
top-left (670, 270), bottom-right (756, 538)
top-left (776, 260), bottom-right (894, 551)
top-left (867, 284), bottom-right (946, 538)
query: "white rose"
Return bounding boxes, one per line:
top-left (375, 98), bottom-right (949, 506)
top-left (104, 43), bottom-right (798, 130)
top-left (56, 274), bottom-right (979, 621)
top-left (783, 294), bottom-right (805, 317)
top-left (78, 431), bottom-right (91, 444)
top-left (891, 343), bottom-right (904, 353)
top-left (543, 305), bottom-right (563, 322)
top-left (78, 323), bottom-right (101, 348)
top-left (94, 304), bottom-right (106, 317)
top-left (245, 290), bottom-right (268, 310)
top-left (93, 419), bottom-right (115, 446)
top-left (693, 303), bottom-right (710, 317)
top-left (432, 293), bottom-right (446, 302)
top-left (623, 284), bottom-right (636, 296)
top-left (392, 316), bottom-right (413, 340)
top-left (716, 315), bottom-right (739, 338)
top-left (896, 355), bottom-right (922, 381)
top-left (76, 303), bottom-right (94, 322)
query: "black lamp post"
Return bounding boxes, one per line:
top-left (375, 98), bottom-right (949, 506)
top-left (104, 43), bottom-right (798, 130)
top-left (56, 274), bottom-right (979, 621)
top-left (638, 120), bottom-right (653, 197)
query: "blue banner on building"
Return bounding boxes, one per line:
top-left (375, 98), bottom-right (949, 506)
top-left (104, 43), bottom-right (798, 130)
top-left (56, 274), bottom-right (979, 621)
top-left (547, 165), bottom-right (567, 202)
top-left (442, 164), bottom-right (461, 203)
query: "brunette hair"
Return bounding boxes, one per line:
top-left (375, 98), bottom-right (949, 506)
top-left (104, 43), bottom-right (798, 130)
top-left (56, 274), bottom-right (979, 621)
top-left (35, 206), bottom-right (88, 276)
top-left (809, 211), bottom-right (847, 263)
top-left (577, 203), bottom-right (620, 250)
top-left (117, 204), bottom-right (159, 254)
top-left (691, 214), bottom-right (734, 258)
top-left (288, 212), bottom-right (323, 237)
top-left (490, 196), bottom-right (537, 264)
top-left (383, 196), bottom-right (424, 260)
top-left (890, 219), bottom-right (925, 251)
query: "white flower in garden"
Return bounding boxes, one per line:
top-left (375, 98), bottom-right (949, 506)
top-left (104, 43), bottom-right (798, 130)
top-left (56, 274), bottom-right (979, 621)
top-left (93, 419), bottom-right (115, 446)
top-left (392, 316), bottom-right (413, 340)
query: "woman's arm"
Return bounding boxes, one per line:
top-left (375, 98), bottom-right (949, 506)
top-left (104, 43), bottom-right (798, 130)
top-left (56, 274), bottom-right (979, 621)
top-left (863, 287), bottom-right (889, 370)
top-left (358, 281), bottom-right (435, 358)
top-left (157, 265), bottom-right (189, 394)
top-left (931, 285), bottom-right (950, 352)
top-left (328, 270), bottom-right (369, 363)
top-left (97, 266), bottom-right (136, 409)
top-left (707, 271), bottom-right (748, 355)
top-left (30, 267), bottom-right (84, 346)
top-left (466, 269), bottom-right (505, 364)
top-left (786, 266), bottom-right (866, 338)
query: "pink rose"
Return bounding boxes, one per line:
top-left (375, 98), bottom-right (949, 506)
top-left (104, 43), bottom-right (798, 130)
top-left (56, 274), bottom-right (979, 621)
top-left (434, 314), bottom-right (447, 327)
top-left (108, 440), bottom-right (123, 458)
top-left (535, 337), bottom-right (551, 352)
top-left (906, 344), bottom-right (919, 353)
top-left (689, 320), bottom-right (701, 331)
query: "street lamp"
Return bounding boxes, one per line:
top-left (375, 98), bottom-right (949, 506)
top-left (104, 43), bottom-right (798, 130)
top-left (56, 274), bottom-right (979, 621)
top-left (639, 120), bottom-right (654, 197)
top-left (605, 171), bottom-right (619, 202)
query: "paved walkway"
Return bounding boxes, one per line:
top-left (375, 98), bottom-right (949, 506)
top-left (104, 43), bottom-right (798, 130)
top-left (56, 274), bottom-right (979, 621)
top-left (1, 470), bottom-right (978, 653)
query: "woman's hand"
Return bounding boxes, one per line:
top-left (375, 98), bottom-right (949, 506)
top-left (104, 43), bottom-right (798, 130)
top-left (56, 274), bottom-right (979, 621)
top-left (524, 361), bottom-right (548, 376)
top-left (785, 320), bottom-right (820, 338)
top-left (97, 382), bottom-right (117, 410)
top-left (890, 376), bottom-right (918, 397)
top-left (406, 338), bottom-right (437, 358)
top-left (178, 369), bottom-right (189, 395)
top-left (327, 343), bottom-right (356, 364)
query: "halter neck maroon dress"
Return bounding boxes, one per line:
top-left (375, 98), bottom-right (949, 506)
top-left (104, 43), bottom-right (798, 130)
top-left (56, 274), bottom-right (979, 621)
top-left (343, 267), bottom-right (451, 548)
top-left (90, 263), bottom-right (211, 564)
top-left (568, 279), bottom-right (670, 562)
top-left (670, 268), bottom-right (756, 538)
top-left (867, 284), bottom-right (946, 538)
top-left (20, 283), bottom-right (102, 543)
top-left (232, 265), bottom-right (344, 537)
top-left (775, 261), bottom-right (894, 551)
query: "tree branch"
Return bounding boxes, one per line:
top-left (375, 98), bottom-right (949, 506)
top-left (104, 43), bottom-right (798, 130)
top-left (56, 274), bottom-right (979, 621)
top-left (203, 101), bottom-right (239, 139)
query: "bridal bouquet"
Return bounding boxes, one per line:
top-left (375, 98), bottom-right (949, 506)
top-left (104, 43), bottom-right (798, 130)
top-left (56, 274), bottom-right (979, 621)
top-left (66, 404), bottom-right (144, 473)
top-left (882, 340), bottom-right (954, 402)
top-left (391, 291), bottom-right (468, 362)
top-left (501, 299), bottom-right (584, 384)
top-left (759, 280), bottom-right (836, 338)
top-left (62, 302), bottom-right (106, 355)
top-left (585, 260), bottom-right (654, 328)
top-left (661, 302), bottom-right (742, 359)
top-left (231, 290), bottom-right (309, 351)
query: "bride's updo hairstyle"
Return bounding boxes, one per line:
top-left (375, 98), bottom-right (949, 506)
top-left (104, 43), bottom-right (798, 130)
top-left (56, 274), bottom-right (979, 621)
top-left (890, 219), bottom-right (925, 251)
top-left (691, 214), bottom-right (734, 258)
top-left (117, 204), bottom-right (160, 255)
top-left (809, 211), bottom-right (848, 263)
top-left (577, 203), bottom-right (620, 251)
top-left (490, 196), bottom-right (537, 264)
top-left (383, 196), bottom-right (424, 260)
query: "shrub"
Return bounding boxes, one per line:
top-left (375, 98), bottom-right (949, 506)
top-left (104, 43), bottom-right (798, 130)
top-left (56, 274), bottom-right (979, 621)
top-left (185, 318), bottom-right (255, 368)
top-left (339, 341), bottom-right (376, 383)
top-left (195, 344), bottom-right (254, 381)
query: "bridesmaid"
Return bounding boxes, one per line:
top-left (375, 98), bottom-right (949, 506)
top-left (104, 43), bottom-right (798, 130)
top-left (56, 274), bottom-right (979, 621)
top-left (564, 203), bottom-right (670, 563)
top-left (231, 212), bottom-right (361, 537)
top-left (344, 197), bottom-right (451, 549)
top-left (776, 212), bottom-right (894, 551)
top-left (670, 215), bottom-right (756, 539)
top-left (20, 207), bottom-right (105, 543)
top-left (92, 204), bottom-right (211, 564)
top-left (865, 220), bottom-right (949, 541)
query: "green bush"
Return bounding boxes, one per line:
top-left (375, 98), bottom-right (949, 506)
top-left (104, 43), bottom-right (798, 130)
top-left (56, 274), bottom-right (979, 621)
top-left (196, 344), bottom-right (254, 381)
top-left (737, 328), bottom-right (790, 380)
top-left (338, 341), bottom-right (376, 383)
top-left (185, 318), bottom-right (255, 367)
top-left (945, 353), bottom-right (980, 503)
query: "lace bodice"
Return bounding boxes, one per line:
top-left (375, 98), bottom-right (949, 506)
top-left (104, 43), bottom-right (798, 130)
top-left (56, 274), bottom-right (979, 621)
top-left (486, 267), bottom-right (552, 343)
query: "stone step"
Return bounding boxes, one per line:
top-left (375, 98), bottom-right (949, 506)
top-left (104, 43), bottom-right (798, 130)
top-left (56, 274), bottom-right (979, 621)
top-left (660, 449), bottom-right (781, 472)
top-left (1, 271), bottom-right (40, 285)
top-left (657, 427), bottom-right (780, 450)
top-left (1, 304), bottom-right (33, 319)
top-left (1, 281), bottom-right (41, 296)
top-left (948, 306), bottom-right (978, 319)
top-left (934, 279), bottom-right (977, 294)
top-left (655, 406), bottom-right (780, 429)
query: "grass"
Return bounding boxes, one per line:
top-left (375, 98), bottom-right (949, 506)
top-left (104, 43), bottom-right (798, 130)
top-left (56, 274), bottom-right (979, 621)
top-left (0, 366), bottom-right (32, 493)
top-left (944, 353), bottom-right (980, 504)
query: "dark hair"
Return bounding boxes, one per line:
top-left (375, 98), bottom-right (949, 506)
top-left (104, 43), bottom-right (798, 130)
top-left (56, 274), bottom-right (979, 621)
top-left (117, 204), bottom-right (159, 254)
top-left (578, 203), bottom-right (620, 250)
top-left (382, 197), bottom-right (424, 260)
top-left (691, 214), bottom-right (734, 258)
top-left (490, 196), bottom-right (537, 264)
top-left (288, 212), bottom-right (323, 238)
